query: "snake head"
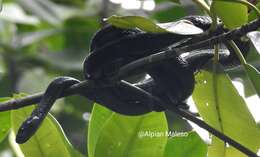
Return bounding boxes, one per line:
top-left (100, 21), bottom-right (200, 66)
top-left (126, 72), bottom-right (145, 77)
top-left (16, 115), bottom-right (41, 144)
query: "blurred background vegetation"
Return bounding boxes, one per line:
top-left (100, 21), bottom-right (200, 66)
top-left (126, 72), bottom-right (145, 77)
top-left (0, 0), bottom-right (206, 156)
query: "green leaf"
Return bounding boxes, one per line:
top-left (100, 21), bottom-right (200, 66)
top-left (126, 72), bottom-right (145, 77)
top-left (0, 97), bottom-right (11, 143)
top-left (106, 15), bottom-right (204, 35)
top-left (106, 15), bottom-right (166, 33)
top-left (244, 63), bottom-right (260, 98)
top-left (247, 31), bottom-right (260, 55)
top-left (248, 2), bottom-right (260, 21)
top-left (88, 104), bottom-right (168, 157)
top-left (232, 31), bottom-right (260, 97)
top-left (87, 104), bottom-right (113, 157)
top-left (212, 0), bottom-right (248, 29)
top-left (164, 131), bottom-right (207, 157)
top-left (11, 94), bottom-right (82, 157)
top-left (192, 63), bottom-right (260, 157)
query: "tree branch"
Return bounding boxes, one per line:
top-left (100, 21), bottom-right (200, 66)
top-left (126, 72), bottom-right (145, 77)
top-left (1, 80), bottom-right (258, 156)
top-left (0, 80), bottom-right (98, 111)
top-left (2, 18), bottom-right (260, 111)
top-left (0, 17), bottom-right (260, 157)
top-left (113, 18), bottom-right (260, 80)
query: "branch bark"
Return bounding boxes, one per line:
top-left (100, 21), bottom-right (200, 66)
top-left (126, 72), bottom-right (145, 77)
top-left (0, 80), bottom-right (97, 111)
top-left (1, 17), bottom-right (260, 157)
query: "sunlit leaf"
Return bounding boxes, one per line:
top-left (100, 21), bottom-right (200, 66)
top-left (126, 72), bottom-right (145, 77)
top-left (106, 15), bottom-right (204, 35)
top-left (88, 104), bottom-right (168, 157)
top-left (87, 104), bottom-right (113, 157)
top-left (164, 132), bottom-right (207, 157)
top-left (11, 94), bottom-right (82, 157)
top-left (230, 31), bottom-right (260, 98)
top-left (192, 63), bottom-right (260, 157)
top-left (244, 63), bottom-right (260, 98)
top-left (247, 31), bottom-right (260, 54)
top-left (212, 0), bottom-right (248, 29)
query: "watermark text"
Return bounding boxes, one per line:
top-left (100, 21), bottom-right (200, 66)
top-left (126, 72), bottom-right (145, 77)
top-left (138, 130), bottom-right (188, 138)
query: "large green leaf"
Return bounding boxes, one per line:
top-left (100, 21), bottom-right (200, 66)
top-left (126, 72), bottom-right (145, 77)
top-left (106, 15), bottom-right (166, 33)
top-left (106, 15), bottom-right (204, 35)
top-left (164, 131), bottom-right (207, 157)
top-left (245, 32), bottom-right (260, 97)
top-left (247, 31), bottom-right (260, 55)
top-left (88, 104), bottom-right (168, 157)
top-left (211, 0), bottom-right (248, 29)
top-left (229, 31), bottom-right (260, 97)
top-left (192, 63), bottom-right (260, 157)
top-left (0, 97), bottom-right (11, 143)
top-left (87, 104), bottom-right (113, 157)
top-left (11, 94), bottom-right (82, 157)
top-left (244, 64), bottom-right (260, 98)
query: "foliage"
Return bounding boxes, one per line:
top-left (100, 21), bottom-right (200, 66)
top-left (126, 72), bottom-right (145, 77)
top-left (0, 0), bottom-right (260, 157)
